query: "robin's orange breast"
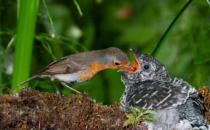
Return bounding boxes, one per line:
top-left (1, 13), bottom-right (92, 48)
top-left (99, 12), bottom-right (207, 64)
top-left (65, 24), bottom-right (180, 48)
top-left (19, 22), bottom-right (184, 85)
top-left (79, 62), bottom-right (108, 81)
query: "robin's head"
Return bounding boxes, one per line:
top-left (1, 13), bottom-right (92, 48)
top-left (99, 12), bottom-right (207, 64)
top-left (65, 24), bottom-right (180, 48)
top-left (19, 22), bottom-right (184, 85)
top-left (121, 53), bottom-right (169, 83)
top-left (98, 47), bottom-right (129, 69)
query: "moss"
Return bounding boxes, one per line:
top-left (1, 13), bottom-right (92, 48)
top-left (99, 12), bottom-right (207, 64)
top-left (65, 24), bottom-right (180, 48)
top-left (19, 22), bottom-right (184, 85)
top-left (0, 88), bottom-right (139, 130)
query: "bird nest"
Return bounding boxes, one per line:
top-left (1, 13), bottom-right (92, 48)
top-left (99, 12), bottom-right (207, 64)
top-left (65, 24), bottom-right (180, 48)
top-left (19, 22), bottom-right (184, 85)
top-left (0, 88), bottom-right (136, 130)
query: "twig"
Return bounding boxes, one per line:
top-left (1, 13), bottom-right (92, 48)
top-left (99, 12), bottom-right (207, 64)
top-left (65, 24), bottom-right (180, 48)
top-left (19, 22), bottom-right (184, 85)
top-left (151, 0), bottom-right (193, 56)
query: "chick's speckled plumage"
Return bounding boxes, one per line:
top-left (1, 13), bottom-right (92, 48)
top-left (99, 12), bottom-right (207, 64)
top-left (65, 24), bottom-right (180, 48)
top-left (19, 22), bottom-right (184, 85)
top-left (120, 53), bottom-right (208, 130)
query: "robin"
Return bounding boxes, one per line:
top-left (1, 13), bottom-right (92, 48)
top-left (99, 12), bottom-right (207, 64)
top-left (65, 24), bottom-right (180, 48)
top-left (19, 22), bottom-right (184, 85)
top-left (120, 53), bottom-right (208, 130)
top-left (20, 47), bottom-right (129, 94)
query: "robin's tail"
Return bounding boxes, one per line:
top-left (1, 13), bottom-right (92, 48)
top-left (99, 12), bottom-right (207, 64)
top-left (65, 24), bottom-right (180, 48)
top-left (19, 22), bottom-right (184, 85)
top-left (17, 75), bottom-right (40, 87)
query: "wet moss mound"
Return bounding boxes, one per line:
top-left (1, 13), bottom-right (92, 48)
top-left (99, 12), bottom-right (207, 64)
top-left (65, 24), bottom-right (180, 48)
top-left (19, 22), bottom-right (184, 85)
top-left (0, 88), bottom-right (133, 130)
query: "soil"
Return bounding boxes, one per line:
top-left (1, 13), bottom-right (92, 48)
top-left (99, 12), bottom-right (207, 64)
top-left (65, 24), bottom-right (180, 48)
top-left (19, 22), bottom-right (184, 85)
top-left (199, 87), bottom-right (210, 124)
top-left (0, 88), bottom-right (145, 130)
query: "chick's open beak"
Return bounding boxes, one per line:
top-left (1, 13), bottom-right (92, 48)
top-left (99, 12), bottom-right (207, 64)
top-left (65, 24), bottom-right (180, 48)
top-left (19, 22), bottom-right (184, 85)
top-left (118, 54), bottom-right (141, 73)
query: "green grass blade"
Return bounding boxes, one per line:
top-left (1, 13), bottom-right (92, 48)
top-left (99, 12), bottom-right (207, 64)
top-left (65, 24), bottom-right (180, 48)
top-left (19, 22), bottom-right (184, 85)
top-left (12, 0), bottom-right (40, 92)
top-left (42, 0), bottom-right (56, 38)
top-left (0, 42), bottom-right (3, 94)
top-left (151, 0), bottom-right (193, 56)
top-left (73, 0), bottom-right (83, 16)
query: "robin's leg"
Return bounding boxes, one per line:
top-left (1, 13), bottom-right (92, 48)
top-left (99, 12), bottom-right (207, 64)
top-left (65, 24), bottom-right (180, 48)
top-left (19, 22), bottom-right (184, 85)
top-left (49, 77), bottom-right (61, 95)
top-left (51, 82), bottom-right (61, 95)
top-left (60, 82), bottom-right (81, 94)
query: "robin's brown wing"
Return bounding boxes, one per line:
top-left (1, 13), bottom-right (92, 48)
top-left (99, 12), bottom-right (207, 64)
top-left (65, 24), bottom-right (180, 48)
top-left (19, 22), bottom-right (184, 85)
top-left (38, 54), bottom-right (90, 75)
top-left (37, 49), bottom-right (115, 75)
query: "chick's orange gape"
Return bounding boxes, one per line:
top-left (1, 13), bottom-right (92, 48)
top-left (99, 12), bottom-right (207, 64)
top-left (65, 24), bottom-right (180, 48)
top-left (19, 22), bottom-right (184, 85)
top-left (119, 54), bottom-right (141, 73)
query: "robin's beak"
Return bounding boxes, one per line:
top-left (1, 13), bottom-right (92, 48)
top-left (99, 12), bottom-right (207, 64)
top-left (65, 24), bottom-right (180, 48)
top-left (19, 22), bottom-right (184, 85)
top-left (118, 54), bottom-right (141, 73)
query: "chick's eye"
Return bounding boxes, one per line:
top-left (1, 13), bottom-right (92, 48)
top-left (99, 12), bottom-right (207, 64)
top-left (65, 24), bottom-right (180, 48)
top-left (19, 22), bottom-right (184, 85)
top-left (143, 64), bottom-right (150, 70)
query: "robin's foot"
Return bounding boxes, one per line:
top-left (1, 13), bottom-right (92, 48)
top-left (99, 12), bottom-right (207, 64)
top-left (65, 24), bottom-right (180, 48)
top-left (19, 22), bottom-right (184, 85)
top-left (50, 81), bottom-right (62, 96)
top-left (60, 82), bottom-right (81, 94)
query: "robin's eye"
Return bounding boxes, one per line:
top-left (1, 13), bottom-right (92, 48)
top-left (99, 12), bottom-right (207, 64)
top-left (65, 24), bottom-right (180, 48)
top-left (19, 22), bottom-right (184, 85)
top-left (143, 64), bottom-right (150, 70)
top-left (114, 62), bottom-right (120, 65)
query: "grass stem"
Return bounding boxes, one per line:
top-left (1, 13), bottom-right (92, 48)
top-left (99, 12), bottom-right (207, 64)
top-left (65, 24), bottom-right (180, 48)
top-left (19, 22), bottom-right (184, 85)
top-left (151, 0), bottom-right (193, 56)
top-left (12, 0), bottom-right (40, 92)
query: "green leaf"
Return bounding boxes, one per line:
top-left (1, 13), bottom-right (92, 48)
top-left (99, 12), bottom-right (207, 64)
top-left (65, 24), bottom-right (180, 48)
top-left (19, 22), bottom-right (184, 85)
top-left (123, 107), bottom-right (156, 127)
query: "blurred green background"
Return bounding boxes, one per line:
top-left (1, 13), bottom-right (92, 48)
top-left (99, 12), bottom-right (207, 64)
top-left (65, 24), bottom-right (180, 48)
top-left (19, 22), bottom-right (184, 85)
top-left (0, 0), bottom-right (210, 104)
